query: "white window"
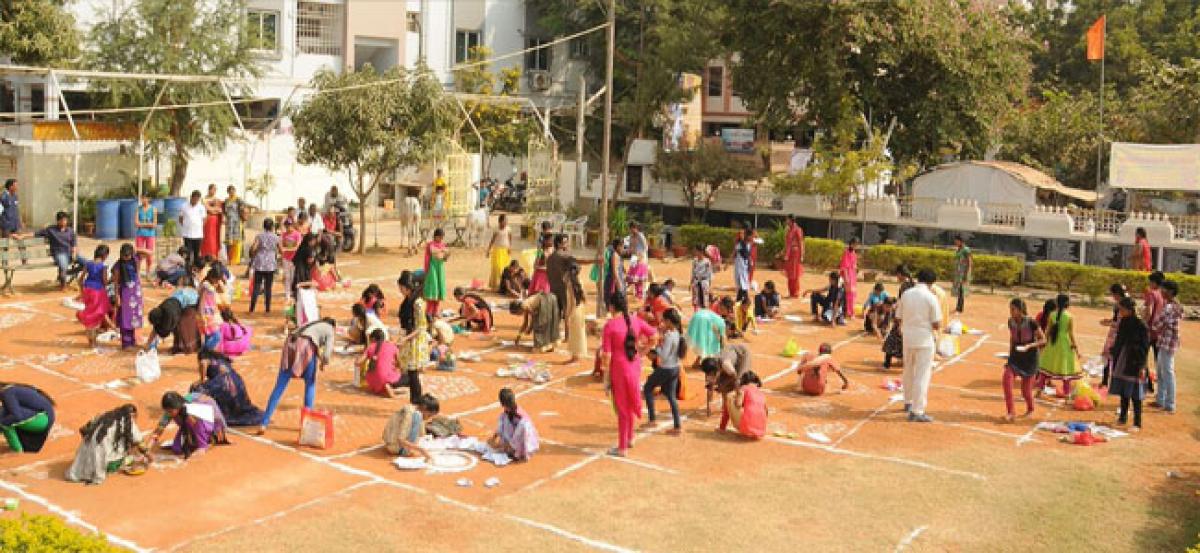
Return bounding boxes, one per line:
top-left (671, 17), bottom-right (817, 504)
top-left (455, 30), bottom-right (481, 63)
top-left (525, 37), bottom-right (550, 71)
top-left (246, 9), bottom-right (279, 53)
top-left (296, 1), bottom-right (344, 56)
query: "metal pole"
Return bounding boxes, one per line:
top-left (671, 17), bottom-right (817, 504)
top-left (1092, 16), bottom-right (1106, 261)
top-left (50, 71), bottom-right (80, 233)
top-left (219, 81), bottom-right (248, 189)
top-left (575, 75), bottom-right (586, 208)
top-left (597, 1), bottom-right (615, 317)
top-left (138, 84), bottom-right (170, 199)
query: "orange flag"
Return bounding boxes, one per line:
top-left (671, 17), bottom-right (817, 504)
top-left (1086, 15), bottom-right (1106, 61)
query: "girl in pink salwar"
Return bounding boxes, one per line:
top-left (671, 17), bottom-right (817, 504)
top-left (600, 293), bottom-right (658, 457)
top-left (839, 238), bottom-right (859, 319)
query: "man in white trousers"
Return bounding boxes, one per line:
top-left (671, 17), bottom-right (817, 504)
top-left (895, 268), bottom-right (942, 422)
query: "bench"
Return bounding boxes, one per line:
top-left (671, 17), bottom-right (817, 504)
top-left (0, 237), bottom-right (55, 295)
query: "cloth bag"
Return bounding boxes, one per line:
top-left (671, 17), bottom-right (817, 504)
top-left (781, 338), bottom-right (800, 357)
top-left (135, 349), bottom-right (161, 383)
top-left (299, 407), bottom-right (335, 449)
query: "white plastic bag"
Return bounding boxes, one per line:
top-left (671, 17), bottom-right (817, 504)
top-left (135, 349), bottom-right (161, 383)
top-left (937, 335), bottom-right (959, 358)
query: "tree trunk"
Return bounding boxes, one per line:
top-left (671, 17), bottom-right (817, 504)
top-left (168, 139), bottom-right (189, 196)
top-left (684, 181), bottom-right (697, 221)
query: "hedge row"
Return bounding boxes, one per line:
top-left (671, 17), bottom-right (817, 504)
top-left (677, 225), bottom-right (844, 269)
top-left (863, 245), bottom-right (1023, 287)
top-left (0, 514), bottom-right (123, 552)
top-left (677, 224), bottom-right (1022, 285)
top-left (1027, 261), bottom-right (1200, 303)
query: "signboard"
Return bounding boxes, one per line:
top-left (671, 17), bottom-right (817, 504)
top-left (720, 128), bottom-right (755, 153)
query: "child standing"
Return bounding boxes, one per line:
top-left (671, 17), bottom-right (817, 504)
top-left (1002, 298), bottom-right (1044, 422)
top-left (112, 244), bottom-right (144, 350)
top-left (644, 308), bottom-right (685, 434)
top-left (77, 245), bottom-right (112, 348)
top-left (280, 220), bottom-right (302, 301)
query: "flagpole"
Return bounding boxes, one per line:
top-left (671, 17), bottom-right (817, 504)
top-left (1092, 15), bottom-right (1106, 262)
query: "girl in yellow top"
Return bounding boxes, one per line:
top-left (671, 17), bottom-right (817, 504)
top-left (486, 213), bottom-right (513, 291)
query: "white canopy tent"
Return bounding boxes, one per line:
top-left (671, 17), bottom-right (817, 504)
top-left (911, 160), bottom-right (1097, 206)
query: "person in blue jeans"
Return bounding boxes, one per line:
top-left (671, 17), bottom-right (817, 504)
top-left (34, 211), bottom-right (86, 290)
top-left (1151, 280), bottom-right (1181, 414)
top-left (644, 308), bottom-right (685, 434)
top-left (257, 318), bottom-right (336, 434)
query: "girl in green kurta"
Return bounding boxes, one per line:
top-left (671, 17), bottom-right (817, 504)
top-left (423, 228), bottom-right (450, 316)
top-left (952, 236), bottom-right (972, 314)
top-left (1038, 293), bottom-right (1081, 398)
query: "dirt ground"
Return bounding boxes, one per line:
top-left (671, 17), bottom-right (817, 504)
top-left (0, 219), bottom-right (1197, 552)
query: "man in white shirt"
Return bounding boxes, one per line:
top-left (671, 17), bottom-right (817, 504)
top-left (178, 190), bottom-right (206, 267)
top-left (307, 203), bottom-right (324, 236)
top-left (895, 268), bottom-right (942, 422)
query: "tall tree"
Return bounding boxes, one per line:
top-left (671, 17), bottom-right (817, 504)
top-left (292, 64), bottom-right (457, 253)
top-left (530, 0), bottom-right (726, 200)
top-left (653, 140), bottom-right (762, 221)
top-left (1128, 58), bottom-right (1200, 144)
top-left (1008, 0), bottom-right (1200, 97)
top-left (452, 47), bottom-right (539, 178)
top-left (0, 0), bottom-right (79, 65)
top-left (727, 0), bottom-right (1031, 170)
top-left (85, 0), bottom-right (262, 195)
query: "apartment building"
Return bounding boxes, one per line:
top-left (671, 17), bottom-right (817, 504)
top-left (0, 0), bottom-right (592, 222)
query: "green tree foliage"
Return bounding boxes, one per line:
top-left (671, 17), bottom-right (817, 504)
top-left (653, 140), bottom-right (762, 220)
top-left (292, 64), bottom-right (457, 253)
top-left (530, 0), bottom-right (725, 199)
top-left (1128, 58), bottom-right (1200, 144)
top-left (998, 89), bottom-right (1114, 189)
top-left (1009, 0), bottom-right (1200, 96)
top-left (773, 114), bottom-right (915, 199)
top-left (727, 0), bottom-right (1031, 170)
top-left (85, 0), bottom-right (262, 195)
top-left (0, 0), bottom-right (79, 65)
top-left (453, 47), bottom-right (540, 178)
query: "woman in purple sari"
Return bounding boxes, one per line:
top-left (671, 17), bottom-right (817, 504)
top-left (149, 391), bottom-right (228, 458)
top-left (113, 244), bottom-right (144, 349)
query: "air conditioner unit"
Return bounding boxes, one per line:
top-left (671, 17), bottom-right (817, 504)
top-left (529, 71), bottom-right (552, 92)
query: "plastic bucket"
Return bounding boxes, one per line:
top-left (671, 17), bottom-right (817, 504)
top-left (94, 199), bottom-right (120, 240)
top-left (151, 198), bottom-right (165, 234)
top-left (118, 199), bottom-right (137, 239)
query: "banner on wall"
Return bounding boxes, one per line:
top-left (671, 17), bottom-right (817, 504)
top-left (1109, 142), bottom-right (1200, 191)
top-left (720, 128), bottom-right (755, 153)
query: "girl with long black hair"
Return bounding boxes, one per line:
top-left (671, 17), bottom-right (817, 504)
top-left (66, 404), bottom-right (148, 484)
top-left (644, 308), bottom-right (685, 434)
top-left (600, 292), bottom-right (658, 457)
top-left (1037, 294), bottom-right (1081, 398)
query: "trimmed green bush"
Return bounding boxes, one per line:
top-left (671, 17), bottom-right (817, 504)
top-left (678, 225), bottom-right (738, 254)
top-left (863, 245), bottom-right (1021, 287)
top-left (804, 238), bottom-right (846, 269)
top-left (0, 514), bottom-right (123, 552)
top-left (1027, 261), bottom-right (1200, 303)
